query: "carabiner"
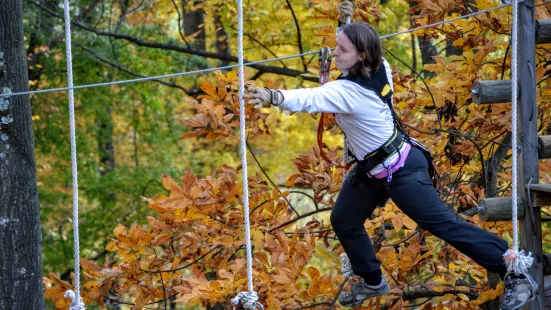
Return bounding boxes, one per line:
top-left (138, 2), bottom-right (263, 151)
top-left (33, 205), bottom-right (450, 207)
top-left (318, 47), bottom-right (332, 85)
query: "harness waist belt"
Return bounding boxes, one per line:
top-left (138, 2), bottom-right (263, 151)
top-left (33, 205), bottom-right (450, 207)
top-left (357, 129), bottom-right (404, 173)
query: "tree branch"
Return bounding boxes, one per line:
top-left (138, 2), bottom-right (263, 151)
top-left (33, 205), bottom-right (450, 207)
top-left (31, 0), bottom-right (318, 82)
top-left (75, 43), bottom-right (198, 95)
top-left (284, 0), bottom-right (307, 71)
top-left (268, 207), bottom-right (332, 232)
top-left (485, 131), bottom-right (511, 197)
top-left (402, 288), bottom-right (478, 300)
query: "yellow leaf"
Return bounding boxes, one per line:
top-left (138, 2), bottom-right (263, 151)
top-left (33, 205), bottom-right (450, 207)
top-left (272, 274), bottom-right (291, 284)
top-left (217, 269), bottom-right (233, 280)
top-left (151, 233), bottom-right (171, 246)
top-left (113, 224), bottom-right (127, 238)
top-left (162, 174), bottom-right (182, 193)
top-left (284, 174), bottom-right (300, 187)
top-left (200, 82), bottom-right (218, 98)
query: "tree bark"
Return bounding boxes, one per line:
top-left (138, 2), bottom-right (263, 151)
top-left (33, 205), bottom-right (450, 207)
top-left (0, 0), bottom-right (45, 308)
top-left (483, 131), bottom-right (511, 310)
top-left (408, 2), bottom-right (438, 78)
top-left (98, 104), bottom-right (115, 176)
top-left (213, 5), bottom-right (230, 66)
top-left (183, 0), bottom-right (205, 50)
top-left (486, 132), bottom-right (511, 197)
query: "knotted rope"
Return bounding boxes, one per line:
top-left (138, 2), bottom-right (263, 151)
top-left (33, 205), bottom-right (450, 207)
top-left (64, 291), bottom-right (85, 310)
top-left (502, 0), bottom-right (534, 276)
top-left (232, 0), bottom-right (262, 308)
top-left (340, 253), bottom-right (354, 279)
top-left (62, 0), bottom-right (85, 308)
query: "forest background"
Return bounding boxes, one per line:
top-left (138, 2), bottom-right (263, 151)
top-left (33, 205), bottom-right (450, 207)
top-left (17, 0), bottom-right (551, 308)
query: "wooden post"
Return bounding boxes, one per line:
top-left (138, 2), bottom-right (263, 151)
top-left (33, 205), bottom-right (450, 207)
top-left (471, 80), bottom-right (512, 104)
top-left (530, 184), bottom-right (551, 207)
top-left (478, 197), bottom-right (524, 221)
top-left (518, 0), bottom-right (544, 308)
top-left (539, 136), bottom-right (551, 159)
top-left (536, 19), bottom-right (551, 44)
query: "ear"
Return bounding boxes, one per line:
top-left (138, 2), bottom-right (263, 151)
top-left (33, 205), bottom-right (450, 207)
top-left (358, 52), bottom-right (366, 62)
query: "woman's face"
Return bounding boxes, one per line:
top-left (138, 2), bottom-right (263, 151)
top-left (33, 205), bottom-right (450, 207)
top-left (334, 33), bottom-right (364, 71)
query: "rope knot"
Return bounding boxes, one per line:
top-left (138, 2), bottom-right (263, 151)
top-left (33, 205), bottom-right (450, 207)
top-left (64, 290), bottom-right (86, 310)
top-left (503, 249), bottom-right (534, 275)
top-left (232, 291), bottom-right (263, 309)
top-left (340, 253), bottom-right (354, 279)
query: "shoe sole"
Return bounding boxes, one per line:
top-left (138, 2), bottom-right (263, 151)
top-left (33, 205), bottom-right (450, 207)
top-left (341, 289), bottom-right (390, 307)
top-left (501, 283), bottom-right (539, 310)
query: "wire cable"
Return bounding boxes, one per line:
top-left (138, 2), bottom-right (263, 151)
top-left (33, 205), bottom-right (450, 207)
top-left (2, 1), bottom-right (534, 98)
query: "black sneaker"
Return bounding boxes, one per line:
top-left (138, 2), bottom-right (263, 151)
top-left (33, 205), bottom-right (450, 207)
top-left (339, 277), bottom-right (390, 307)
top-left (501, 273), bottom-right (538, 310)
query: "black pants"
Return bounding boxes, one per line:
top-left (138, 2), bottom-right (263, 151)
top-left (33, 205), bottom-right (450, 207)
top-left (330, 146), bottom-right (508, 280)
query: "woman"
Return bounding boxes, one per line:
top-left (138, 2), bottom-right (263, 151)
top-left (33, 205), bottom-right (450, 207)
top-left (245, 16), bottom-right (534, 310)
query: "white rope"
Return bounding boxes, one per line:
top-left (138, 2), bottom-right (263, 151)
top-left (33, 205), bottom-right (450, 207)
top-left (233, 0), bottom-right (262, 309)
top-left (340, 253), bottom-right (354, 279)
top-left (510, 0), bottom-right (520, 257)
top-left (62, 0), bottom-right (85, 308)
top-left (502, 0), bottom-right (534, 276)
top-left (64, 291), bottom-right (85, 310)
top-left (1, 1), bottom-right (522, 99)
top-left (232, 292), bottom-right (263, 310)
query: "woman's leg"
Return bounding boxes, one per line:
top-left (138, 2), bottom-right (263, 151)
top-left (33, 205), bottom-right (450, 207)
top-left (331, 169), bottom-right (387, 283)
top-left (389, 147), bottom-right (508, 275)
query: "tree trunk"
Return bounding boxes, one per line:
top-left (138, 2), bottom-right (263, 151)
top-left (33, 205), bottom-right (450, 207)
top-left (486, 132), bottom-right (512, 198)
top-left (0, 0), bottom-right (45, 308)
top-left (183, 0), bottom-right (205, 50)
top-left (408, 2), bottom-right (438, 78)
top-left (214, 6), bottom-right (230, 66)
top-left (481, 132), bottom-right (511, 310)
top-left (97, 104), bottom-right (115, 176)
top-left (416, 36), bottom-right (437, 78)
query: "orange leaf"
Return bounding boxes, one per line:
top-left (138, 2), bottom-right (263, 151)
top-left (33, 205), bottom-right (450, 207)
top-left (200, 82), bottom-right (218, 98)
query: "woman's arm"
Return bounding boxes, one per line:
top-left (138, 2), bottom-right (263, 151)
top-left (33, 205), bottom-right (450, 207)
top-left (277, 81), bottom-right (354, 113)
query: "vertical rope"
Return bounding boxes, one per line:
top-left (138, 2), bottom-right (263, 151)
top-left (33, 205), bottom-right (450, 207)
top-left (503, 0), bottom-right (534, 276)
top-left (237, 0), bottom-right (253, 295)
top-left (510, 0), bottom-right (519, 255)
top-left (61, 0), bottom-right (85, 309)
top-left (231, 0), bottom-right (262, 309)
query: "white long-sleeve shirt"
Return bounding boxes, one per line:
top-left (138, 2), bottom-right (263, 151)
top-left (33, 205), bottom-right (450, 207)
top-left (278, 59), bottom-right (408, 175)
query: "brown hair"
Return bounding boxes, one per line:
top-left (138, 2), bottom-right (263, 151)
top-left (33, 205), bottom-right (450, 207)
top-left (341, 22), bottom-right (382, 78)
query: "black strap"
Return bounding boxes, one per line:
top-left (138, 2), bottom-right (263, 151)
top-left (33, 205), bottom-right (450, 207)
top-left (356, 129), bottom-right (404, 173)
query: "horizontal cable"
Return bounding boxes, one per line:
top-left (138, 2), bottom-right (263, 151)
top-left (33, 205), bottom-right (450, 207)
top-left (5, 0), bottom-right (550, 98)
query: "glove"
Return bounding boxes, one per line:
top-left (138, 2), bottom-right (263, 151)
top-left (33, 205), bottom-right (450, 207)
top-left (338, 0), bottom-right (354, 24)
top-left (245, 85), bottom-right (284, 108)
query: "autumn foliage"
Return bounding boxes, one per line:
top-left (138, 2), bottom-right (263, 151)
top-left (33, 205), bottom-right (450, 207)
top-left (44, 0), bottom-right (551, 309)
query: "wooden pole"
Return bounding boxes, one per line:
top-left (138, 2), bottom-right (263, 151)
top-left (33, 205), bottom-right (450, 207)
top-left (536, 19), bottom-right (551, 44)
top-left (538, 135), bottom-right (551, 159)
top-left (478, 197), bottom-right (524, 221)
top-left (471, 80), bottom-right (512, 104)
top-left (518, 0), bottom-right (544, 308)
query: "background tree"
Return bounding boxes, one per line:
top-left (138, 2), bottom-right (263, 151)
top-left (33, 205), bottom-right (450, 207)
top-left (20, 0), bottom-right (551, 308)
top-left (0, 0), bottom-right (44, 307)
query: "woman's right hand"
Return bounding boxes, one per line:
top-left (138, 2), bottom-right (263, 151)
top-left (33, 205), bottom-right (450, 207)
top-left (245, 85), bottom-right (283, 108)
